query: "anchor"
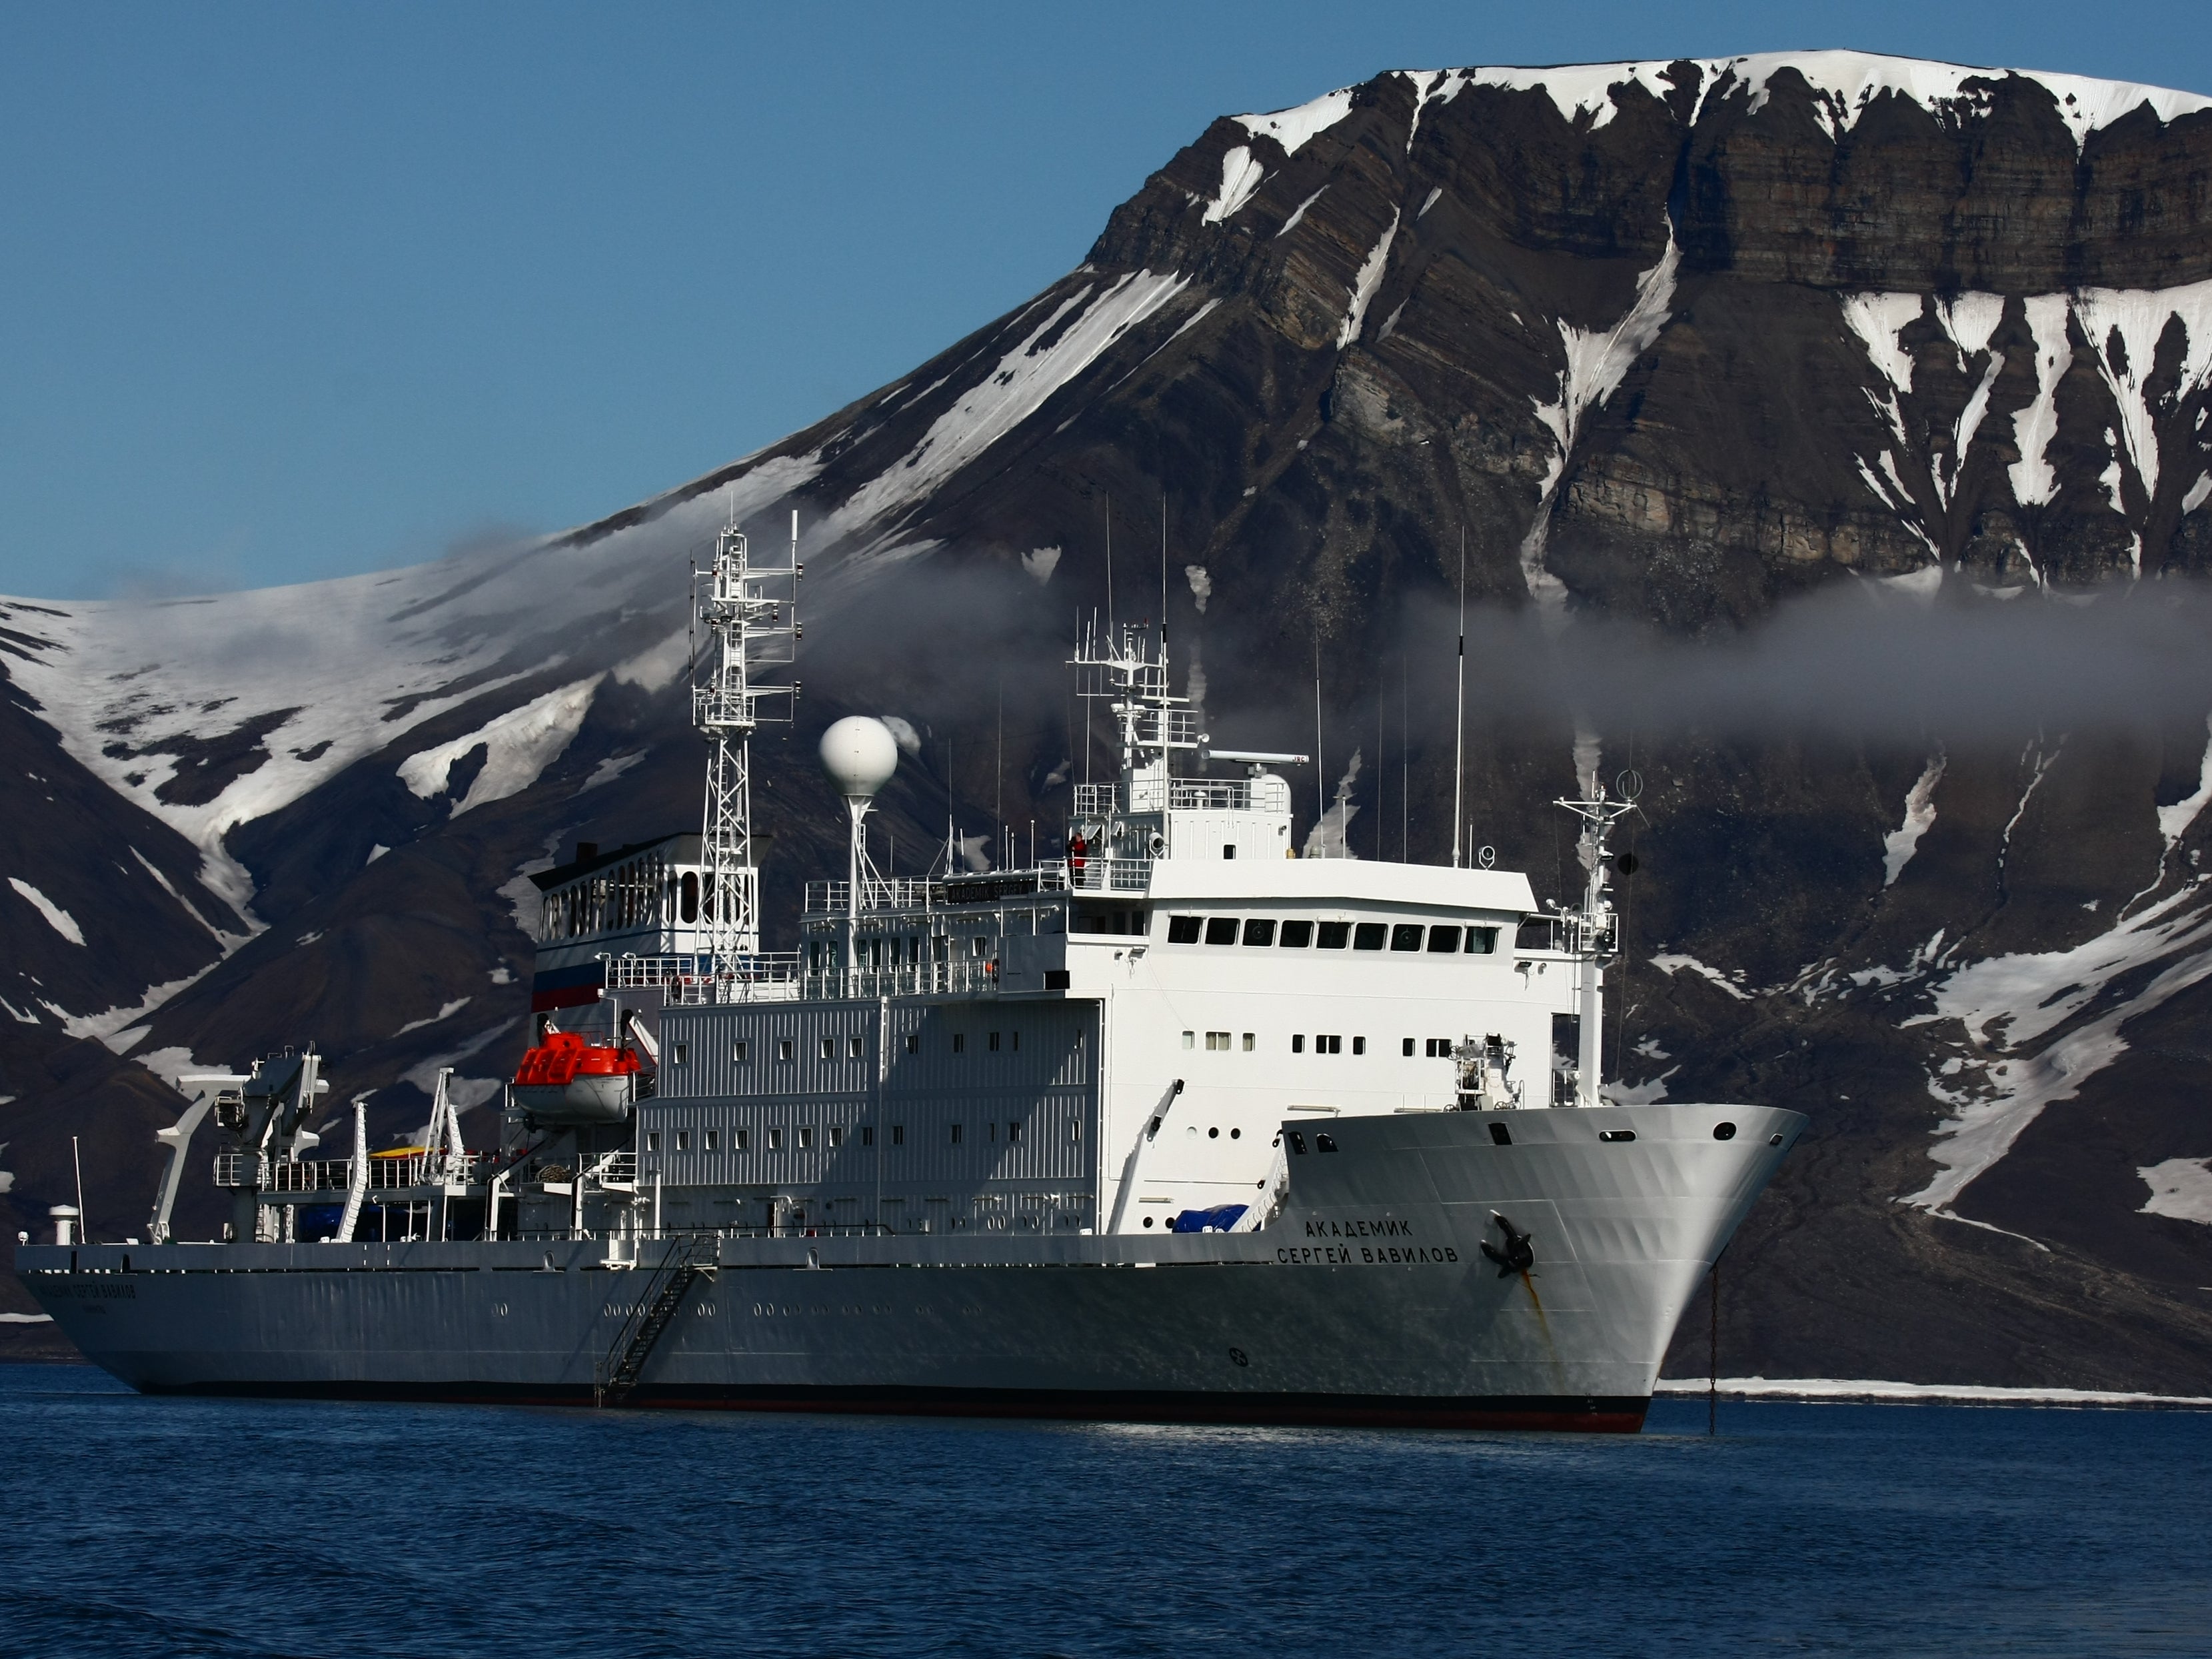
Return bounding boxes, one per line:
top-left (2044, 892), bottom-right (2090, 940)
top-left (1480, 1210), bottom-right (1535, 1278)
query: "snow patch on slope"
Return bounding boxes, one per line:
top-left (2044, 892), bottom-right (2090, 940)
top-left (2159, 714), bottom-right (2212, 850)
top-left (1439, 53), bottom-right (2210, 150)
top-left (1520, 237), bottom-right (1679, 609)
top-left (826, 271), bottom-right (1189, 545)
top-left (2072, 275), bottom-right (2212, 507)
top-left (1903, 884), bottom-right (2212, 1210)
top-left (1236, 87), bottom-right (1356, 156)
top-left (1338, 210), bottom-right (1400, 348)
top-left (1883, 753), bottom-right (1947, 886)
top-left (2139, 1157), bottom-right (2212, 1224)
top-left (1200, 145), bottom-right (1267, 224)
top-left (2009, 294), bottom-right (2073, 509)
top-left (7, 878), bottom-right (83, 945)
top-left (397, 675), bottom-right (603, 817)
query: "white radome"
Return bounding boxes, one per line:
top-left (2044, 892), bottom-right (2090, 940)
top-left (819, 716), bottom-right (899, 799)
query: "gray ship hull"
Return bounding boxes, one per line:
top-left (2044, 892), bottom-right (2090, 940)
top-left (20, 1105), bottom-right (1803, 1432)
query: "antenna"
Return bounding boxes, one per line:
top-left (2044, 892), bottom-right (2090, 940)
top-left (1160, 497), bottom-right (1169, 648)
top-left (1452, 527), bottom-right (1466, 869)
top-left (1313, 645), bottom-right (1325, 855)
top-left (1104, 495), bottom-right (1114, 635)
top-left (1378, 646), bottom-right (1386, 862)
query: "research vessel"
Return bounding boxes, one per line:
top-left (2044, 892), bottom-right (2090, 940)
top-left (19, 514), bottom-right (1803, 1430)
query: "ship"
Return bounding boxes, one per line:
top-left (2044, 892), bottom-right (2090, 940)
top-left (17, 510), bottom-right (1803, 1430)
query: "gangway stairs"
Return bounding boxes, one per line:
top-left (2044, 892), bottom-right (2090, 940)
top-left (594, 1236), bottom-right (712, 1407)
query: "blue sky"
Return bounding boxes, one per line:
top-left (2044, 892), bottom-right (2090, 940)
top-left (4, 1), bottom-right (2206, 600)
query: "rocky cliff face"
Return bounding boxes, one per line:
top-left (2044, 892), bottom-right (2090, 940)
top-left (7, 51), bottom-right (2212, 1386)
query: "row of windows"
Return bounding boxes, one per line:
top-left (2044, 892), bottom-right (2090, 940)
top-left (679, 1028), bottom-right (1043, 1066)
top-left (1165, 916), bottom-right (1500, 954)
top-left (649, 1119), bottom-right (1078, 1154)
top-left (1180, 1032), bottom-right (1469, 1057)
top-left (810, 934), bottom-right (995, 970)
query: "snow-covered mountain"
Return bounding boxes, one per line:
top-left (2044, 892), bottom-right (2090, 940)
top-left (8, 50), bottom-right (2212, 1383)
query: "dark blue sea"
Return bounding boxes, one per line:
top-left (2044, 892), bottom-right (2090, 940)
top-left (3, 1364), bottom-right (2209, 1657)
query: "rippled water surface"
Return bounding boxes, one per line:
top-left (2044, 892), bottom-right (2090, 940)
top-left (3, 1363), bottom-right (2209, 1656)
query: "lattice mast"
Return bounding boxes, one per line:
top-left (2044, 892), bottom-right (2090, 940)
top-left (693, 503), bottom-right (799, 967)
top-left (1072, 618), bottom-right (1198, 807)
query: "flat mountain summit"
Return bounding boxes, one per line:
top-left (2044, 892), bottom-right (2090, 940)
top-left (7, 51), bottom-right (2212, 1385)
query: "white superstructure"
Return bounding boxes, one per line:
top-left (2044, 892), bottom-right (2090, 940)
top-left (523, 621), bottom-right (1620, 1245)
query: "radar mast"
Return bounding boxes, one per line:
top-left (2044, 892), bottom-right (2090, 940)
top-left (694, 502), bottom-right (799, 971)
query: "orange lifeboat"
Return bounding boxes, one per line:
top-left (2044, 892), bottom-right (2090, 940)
top-left (511, 1031), bottom-right (644, 1124)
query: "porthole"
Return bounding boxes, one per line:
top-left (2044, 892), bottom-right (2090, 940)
top-left (1599, 1129), bottom-right (1636, 1143)
top-left (1143, 1215), bottom-right (1156, 1228)
top-left (1714, 1122), bottom-right (1737, 1141)
top-left (1769, 1132), bottom-right (1785, 1146)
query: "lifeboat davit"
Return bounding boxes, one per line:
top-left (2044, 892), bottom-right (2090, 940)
top-left (511, 1031), bottom-right (644, 1124)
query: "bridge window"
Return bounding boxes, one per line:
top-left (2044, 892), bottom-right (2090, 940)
top-left (1278, 920), bottom-right (1312, 947)
top-left (1428, 924), bottom-right (1462, 952)
top-left (1242, 918), bottom-right (1275, 946)
top-left (1354, 923), bottom-right (1386, 950)
top-left (680, 872), bottom-right (698, 922)
top-left (1167, 915), bottom-right (1202, 943)
top-left (1317, 921), bottom-right (1350, 948)
top-left (1466, 927), bottom-right (1499, 954)
top-left (1204, 916), bottom-right (1238, 945)
top-left (1390, 924), bottom-right (1424, 951)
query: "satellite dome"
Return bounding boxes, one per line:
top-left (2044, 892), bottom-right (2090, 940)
top-left (819, 716), bottom-right (899, 800)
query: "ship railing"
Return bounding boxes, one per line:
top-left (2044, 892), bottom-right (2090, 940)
top-left (1072, 783), bottom-right (1118, 817)
top-left (1052, 856), bottom-right (1152, 893)
top-left (213, 1152), bottom-right (483, 1192)
top-left (604, 952), bottom-right (805, 1006)
top-left (804, 877), bottom-right (940, 913)
top-left (1168, 779), bottom-right (1252, 811)
top-left (802, 960), bottom-right (1004, 1000)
